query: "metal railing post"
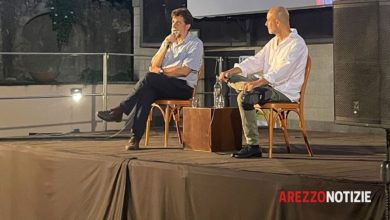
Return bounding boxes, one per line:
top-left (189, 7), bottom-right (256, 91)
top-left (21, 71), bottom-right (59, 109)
top-left (102, 53), bottom-right (109, 131)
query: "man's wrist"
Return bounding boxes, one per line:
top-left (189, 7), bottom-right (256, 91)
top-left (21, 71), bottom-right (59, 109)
top-left (163, 41), bottom-right (170, 49)
top-left (224, 71), bottom-right (232, 78)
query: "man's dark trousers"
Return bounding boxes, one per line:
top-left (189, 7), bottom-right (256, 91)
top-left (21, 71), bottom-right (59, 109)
top-left (119, 72), bottom-right (193, 140)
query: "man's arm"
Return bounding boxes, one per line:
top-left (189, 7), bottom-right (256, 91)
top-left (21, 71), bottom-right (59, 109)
top-left (219, 45), bottom-right (268, 82)
top-left (150, 44), bottom-right (169, 69)
top-left (161, 66), bottom-right (192, 77)
top-left (150, 34), bottom-right (176, 70)
top-left (218, 67), bottom-right (242, 81)
top-left (149, 65), bottom-right (192, 77)
top-left (243, 78), bottom-right (269, 92)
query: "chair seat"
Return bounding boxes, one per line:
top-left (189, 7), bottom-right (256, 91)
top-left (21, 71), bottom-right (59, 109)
top-left (154, 99), bottom-right (191, 106)
top-left (255, 102), bottom-right (299, 110)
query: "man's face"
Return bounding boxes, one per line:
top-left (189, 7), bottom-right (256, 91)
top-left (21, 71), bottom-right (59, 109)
top-left (171, 15), bottom-right (190, 37)
top-left (265, 11), bottom-right (278, 35)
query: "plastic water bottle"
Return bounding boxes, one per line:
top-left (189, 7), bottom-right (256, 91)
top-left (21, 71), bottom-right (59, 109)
top-left (217, 95), bottom-right (225, 108)
top-left (213, 76), bottom-right (224, 108)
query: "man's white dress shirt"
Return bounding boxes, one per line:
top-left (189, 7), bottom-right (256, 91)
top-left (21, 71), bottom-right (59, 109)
top-left (235, 29), bottom-right (308, 102)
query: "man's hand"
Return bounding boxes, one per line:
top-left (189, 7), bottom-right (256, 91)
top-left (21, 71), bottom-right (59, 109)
top-left (151, 33), bottom-right (176, 69)
top-left (149, 66), bottom-right (161, 74)
top-left (164, 31), bottom-right (177, 46)
top-left (218, 67), bottom-right (241, 82)
top-left (243, 81), bottom-right (257, 92)
top-left (218, 71), bottom-right (230, 82)
top-left (243, 78), bottom-right (268, 92)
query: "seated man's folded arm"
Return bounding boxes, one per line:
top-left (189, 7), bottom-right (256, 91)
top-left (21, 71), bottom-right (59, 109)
top-left (162, 66), bottom-right (192, 77)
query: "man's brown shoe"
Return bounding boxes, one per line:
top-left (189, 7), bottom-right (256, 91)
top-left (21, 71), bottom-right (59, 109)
top-left (97, 106), bottom-right (123, 122)
top-left (125, 137), bottom-right (140, 150)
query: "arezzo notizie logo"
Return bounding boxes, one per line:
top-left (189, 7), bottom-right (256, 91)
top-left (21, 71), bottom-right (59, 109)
top-left (278, 191), bottom-right (372, 203)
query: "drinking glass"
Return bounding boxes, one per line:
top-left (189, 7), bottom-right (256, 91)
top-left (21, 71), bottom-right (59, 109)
top-left (191, 97), bottom-right (200, 108)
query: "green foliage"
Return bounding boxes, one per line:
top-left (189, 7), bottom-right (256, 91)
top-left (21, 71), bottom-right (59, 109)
top-left (47, 0), bottom-right (79, 48)
top-left (47, 0), bottom-right (132, 48)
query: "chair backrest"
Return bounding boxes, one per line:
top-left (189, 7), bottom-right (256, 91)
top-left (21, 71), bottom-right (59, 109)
top-left (298, 55), bottom-right (312, 109)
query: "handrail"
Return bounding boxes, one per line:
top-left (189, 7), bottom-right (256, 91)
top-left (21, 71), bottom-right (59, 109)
top-left (0, 52), bottom-right (225, 131)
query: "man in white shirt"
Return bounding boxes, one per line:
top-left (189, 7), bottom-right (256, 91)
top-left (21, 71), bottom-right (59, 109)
top-left (219, 6), bottom-right (308, 158)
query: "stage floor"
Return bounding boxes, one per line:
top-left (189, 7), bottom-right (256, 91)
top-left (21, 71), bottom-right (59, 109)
top-left (1, 129), bottom-right (386, 183)
top-left (0, 129), bottom-right (386, 220)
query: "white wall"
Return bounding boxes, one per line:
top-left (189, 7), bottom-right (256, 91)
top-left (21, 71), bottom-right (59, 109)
top-left (0, 84), bottom-right (134, 137)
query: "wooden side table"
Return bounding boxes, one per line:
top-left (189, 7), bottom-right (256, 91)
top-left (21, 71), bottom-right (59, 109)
top-left (183, 107), bottom-right (242, 152)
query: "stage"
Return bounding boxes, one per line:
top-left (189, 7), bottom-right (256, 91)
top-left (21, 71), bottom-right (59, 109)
top-left (0, 129), bottom-right (386, 220)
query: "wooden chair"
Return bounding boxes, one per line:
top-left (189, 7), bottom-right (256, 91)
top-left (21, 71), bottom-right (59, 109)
top-left (144, 70), bottom-right (202, 147)
top-left (254, 56), bottom-right (314, 158)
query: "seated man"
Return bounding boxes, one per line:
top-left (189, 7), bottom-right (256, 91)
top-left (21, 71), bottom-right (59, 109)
top-left (98, 8), bottom-right (203, 150)
top-left (219, 6), bottom-right (308, 158)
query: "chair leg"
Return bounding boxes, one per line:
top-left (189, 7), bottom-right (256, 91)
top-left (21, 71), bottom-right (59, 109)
top-left (257, 108), bottom-right (268, 122)
top-left (144, 108), bottom-right (153, 146)
top-left (298, 112), bottom-right (313, 157)
top-left (172, 108), bottom-right (183, 145)
top-left (268, 109), bottom-right (275, 158)
top-left (279, 111), bottom-right (291, 153)
top-left (163, 105), bottom-right (171, 147)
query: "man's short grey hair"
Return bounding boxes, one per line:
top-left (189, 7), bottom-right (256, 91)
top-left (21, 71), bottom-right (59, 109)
top-left (270, 6), bottom-right (290, 26)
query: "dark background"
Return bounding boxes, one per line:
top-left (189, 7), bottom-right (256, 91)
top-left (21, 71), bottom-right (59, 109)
top-left (141, 0), bottom-right (333, 107)
top-left (141, 0), bottom-right (333, 47)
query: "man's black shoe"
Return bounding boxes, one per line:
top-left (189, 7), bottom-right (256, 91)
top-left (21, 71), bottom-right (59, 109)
top-left (231, 145), bottom-right (248, 157)
top-left (231, 145), bottom-right (259, 156)
top-left (232, 145), bottom-right (262, 158)
top-left (97, 106), bottom-right (123, 122)
top-left (125, 136), bottom-right (140, 150)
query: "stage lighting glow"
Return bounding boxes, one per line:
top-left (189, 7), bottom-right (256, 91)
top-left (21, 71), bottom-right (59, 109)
top-left (71, 88), bottom-right (82, 102)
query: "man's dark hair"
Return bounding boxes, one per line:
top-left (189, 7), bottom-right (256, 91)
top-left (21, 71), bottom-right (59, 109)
top-left (171, 8), bottom-right (193, 26)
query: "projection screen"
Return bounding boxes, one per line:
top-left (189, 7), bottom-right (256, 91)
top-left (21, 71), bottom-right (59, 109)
top-left (188, 0), bottom-right (333, 18)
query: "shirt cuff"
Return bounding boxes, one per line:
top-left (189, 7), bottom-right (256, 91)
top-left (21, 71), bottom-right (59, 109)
top-left (263, 72), bottom-right (275, 84)
top-left (234, 63), bottom-right (248, 77)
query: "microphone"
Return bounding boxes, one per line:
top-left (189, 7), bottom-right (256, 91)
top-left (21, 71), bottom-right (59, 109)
top-left (172, 30), bottom-right (179, 38)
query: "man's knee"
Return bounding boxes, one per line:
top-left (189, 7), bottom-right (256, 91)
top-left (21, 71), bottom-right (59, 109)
top-left (237, 91), bottom-right (244, 104)
top-left (242, 93), bottom-right (257, 111)
top-left (236, 91), bottom-right (253, 111)
top-left (242, 88), bottom-right (272, 110)
top-left (144, 72), bottom-right (157, 80)
top-left (237, 91), bottom-right (248, 110)
top-left (144, 72), bottom-right (162, 85)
